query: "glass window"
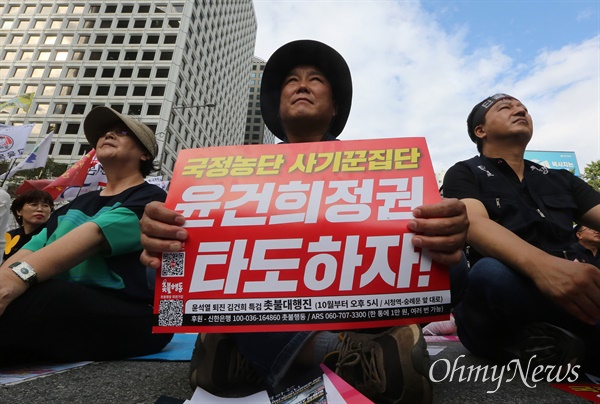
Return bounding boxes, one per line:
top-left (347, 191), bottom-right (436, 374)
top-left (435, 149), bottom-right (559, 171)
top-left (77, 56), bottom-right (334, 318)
top-left (6, 5), bottom-right (19, 14)
top-left (106, 5), bottom-right (117, 13)
top-left (83, 68), bottom-right (97, 77)
top-left (10, 35), bottom-right (23, 45)
top-left (151, 86), bottom-right (165, 96)
top-left (72, 5), bottom-right (84, 13)
top-left (2, 20), bottom-right (14, 30)
top-left (23, 6), bottom-right (36, 14)
top-left (24, 85), bottom-right (37, 94)
top-left (78, 35), bottom-right (90, 44)
top-left (72, 104), bottom-right (86, 114)
top-left (138, 68), bottom-right (151, 78)
top-left (5, 85), bottom-right (19, 96)
top-left (133, 20), bottom-right (145, 29)
top-left (101, 68), bottom-right (115, 78)
top-left (78, 86), bottom-right (91, 95)
top-left (59, 143), bottom-right (74, 155)
top-left (110, 104), bottom-right (124, 112)
top-left (60, 35), bottom-right (73, 44)
top-left (56, 5), bottom-right (68, 13)
top-left (66, 68), bottom-right (79, 78)
top-left (112, 35), bottom-right (125, 44)
top-left (117, 20), bottom-right (128, 28)
top-left (44, 35), bottom-right (57, 45)
top-left (128, 104), bottom-right (143, 115)
top-left (89, 51), bottom-right (102, 60)
top-left (164, 35), bottom-right (176, 44)
top-left (60, 85), bottom-right (73, 95)
top-left (122, 5), bottom-right (133, 13)
top-left (89, 6), bottom-right (100, 13)
top-left (129, 35), bottom-right (142, 44)
top-left (31, 19), bottom-right (44, 28)
top-left (83, 20), bottom-right (95, 29)
top-left (100, 20), bottom-right (111, 29)
top-left (2, 51), bottom-right (16, 61)
top-left (48, 68), bottom-right (62, 78)
top-left (38, 51), bottom-right (51, 61)
top-left (107, 52), bottom-right (119, 61)
top-left (150, 20), bottom-right (162, 28)
top-left (40, 5), bottom-right (52, 14)
top-left (55, 51), bottom-right (69, 61)
top-left (96, 86), bottom-right (110, 96)
top-left (34, 103), bottom-right (49, 115)
top-left (147, 105), bottom-right (162, 115)
top-left (146, 35), bottom-right (159, 44)
top-left (66, 20), bottom-right (78, 28)
top-left (160, 51), bottom-right (173, 61)
top-left (54, 104), bottom-right (67, 114)
top-left (50, 20), bottom-right (62, 29)
top-left (120, 68), bottom-right (133, 78)
top-left (114, 86), bottom-right (128, 96)
top-left (95, 35), bottom-right (107, 44)
top-left (168, 20), bottom-right (180, 28)
top-left (66, 123), bottom-right (81, 134)
top-left (27, 35), bottom-right (40, 45)
top-left (156, 68), bottom-right (169, 78)
top-left (20, 51), bottom-right (33, 61)
top-left (30, 68), bottom-right (44, 78)
top-left (142, 52), bottom-right (155, 61)
top-left (139, 5), bottom-right (150, 12)
top-left (155, 5), bottom-right (167, 13)
top-left (42, 85), bottom-right (56, 96)
top-left (133, 86), bottom-right (146, 96)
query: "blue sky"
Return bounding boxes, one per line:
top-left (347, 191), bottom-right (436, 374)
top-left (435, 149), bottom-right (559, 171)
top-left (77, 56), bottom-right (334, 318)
top-left (253, 0), bottom-right (599, 174)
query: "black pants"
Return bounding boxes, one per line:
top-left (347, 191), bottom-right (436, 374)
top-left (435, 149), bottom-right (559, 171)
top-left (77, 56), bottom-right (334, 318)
top-left (0, 279), bottom-right (173, 365)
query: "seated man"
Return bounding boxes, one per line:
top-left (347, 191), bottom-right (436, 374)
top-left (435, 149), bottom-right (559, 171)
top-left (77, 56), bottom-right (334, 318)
top-left (140, 40), bottom-right (469, 403)
top-left (443, 94), bottom-right (600, 376)
top-left (572, 224), bottom-right (600, 268)
top-left (0, 107), bottom-right (173, 364)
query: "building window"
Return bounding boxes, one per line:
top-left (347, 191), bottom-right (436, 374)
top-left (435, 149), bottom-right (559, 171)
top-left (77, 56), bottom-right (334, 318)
top-left (59, 143), bottom-right (74, 155)
top-left (168, 20), bottom-right (180, 28)
top-left (72, 104), bottom-right (86, 114)
top-left (78, 35), bottom-right (90, 44)
top-left (139, 5), bottom-right (150, 12)
top-left (164, 35), bottom-right (176, 44)
top-left (89, 51), bottom-right (102, 60)
top-left (142, 52), bottom-right (155, 61)
top-left (66, 68), bottom-right (79, 78)
top-left (106, 5), bottom-right (117, 13)
top-left (112, 35), bottom-right (125, 44)
top-left (42, 85), bottom-right (55, 96)
top-left (138, 68), bottom-right (151, 78)
top-left (83, 68), bottom-right (97, 77)
top-left (155, 68), bottom-right (169, 78)
top-left (55, 51), bottom-right (69, 61)
top-left (55, 104), bottom-right (68, 114)
top-left (117, 20), bottom-right (128, 28)
top-left (150, 20), bottom-right (162, 28)
top-left (101, 68), bottom-right (115, 78)
top-left (122, 5), bottom-right (133, 13)
top-left (100, 20), bottom-right (112, 29)
top-left (95, 35), bottom-right (107, 44)
top-left (78, 85), bottom-right (91, 96)
top-left (124, 51), bottom-right (137, 61)
top-left (159, 51), bottom-right (173, 61)
top-left (89, 6), bottom-right (100, 13)
top-left (60, 85), bottom-right (73, 96)
top-left (128, 104), bottom-right (142, 115)
top-left (151, 86), bottom-right (165, 96)
top-left (66, 123), bottom-right (80, 134)
top-left (110, 104), bottom-right (124, 112)
top-left (107, 52), bottom-right (119, 61)
top-left (120, 68), bottom-right (133, 78)
top-left (133, 86), bottom-right (146, 96)
top-left (147, 105), bottom-right (161, 115)
top-left (96, 86), bottom-right (110, 96)
top-left (146, 35), bottom-right (159, 44)
top-left (114, 86), bottom-right (128, 96)
top-left (133, 20), bottom-right (145, 29)
top-left (83, 20), bottom-right (95, 29)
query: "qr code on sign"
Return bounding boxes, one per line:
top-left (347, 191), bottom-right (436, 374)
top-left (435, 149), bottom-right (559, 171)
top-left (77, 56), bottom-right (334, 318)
top-left (158, 299), bottom-right (183, 327)
top-left (162, 252), bottom-right (185, 277)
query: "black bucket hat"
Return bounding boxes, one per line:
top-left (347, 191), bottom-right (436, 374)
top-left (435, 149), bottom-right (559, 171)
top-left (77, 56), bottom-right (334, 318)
top-left (260, 40), bottom-right (353, 140)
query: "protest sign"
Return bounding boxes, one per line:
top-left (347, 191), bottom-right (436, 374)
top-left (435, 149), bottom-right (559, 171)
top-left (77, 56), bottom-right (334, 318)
top-left (154, 137), bottom-right (450, 333)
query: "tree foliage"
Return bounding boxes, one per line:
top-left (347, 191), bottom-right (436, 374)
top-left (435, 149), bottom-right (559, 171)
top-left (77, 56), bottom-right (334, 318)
top-left (582, 160), bottom-right (600, 192)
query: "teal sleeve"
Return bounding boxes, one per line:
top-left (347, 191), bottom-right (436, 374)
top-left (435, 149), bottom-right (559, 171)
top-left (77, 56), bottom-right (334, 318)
top-left (91, 207), bottom-right (142, 256)
top-left (22, 227), bottom-right (49, 253)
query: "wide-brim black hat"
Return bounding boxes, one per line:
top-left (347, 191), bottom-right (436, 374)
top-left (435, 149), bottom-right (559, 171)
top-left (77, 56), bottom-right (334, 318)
top-left (260, 40), bottom-right (352, 140)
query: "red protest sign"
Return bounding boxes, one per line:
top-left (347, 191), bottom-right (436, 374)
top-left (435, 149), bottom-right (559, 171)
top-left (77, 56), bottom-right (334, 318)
top-left (153, 137), bottom-right (450, 333)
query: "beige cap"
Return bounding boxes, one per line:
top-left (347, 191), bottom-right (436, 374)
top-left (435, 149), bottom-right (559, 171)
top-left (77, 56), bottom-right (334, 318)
top-left (84, 106), bottom-right (158, 158)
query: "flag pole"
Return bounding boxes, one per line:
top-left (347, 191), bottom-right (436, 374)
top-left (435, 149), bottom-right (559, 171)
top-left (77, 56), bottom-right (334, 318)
top-left (0, 158), bottom-right (18, 188)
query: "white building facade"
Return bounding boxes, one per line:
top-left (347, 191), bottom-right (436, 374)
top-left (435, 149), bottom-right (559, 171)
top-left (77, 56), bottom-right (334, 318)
top-left (0, 0), bottom-right (257, 178)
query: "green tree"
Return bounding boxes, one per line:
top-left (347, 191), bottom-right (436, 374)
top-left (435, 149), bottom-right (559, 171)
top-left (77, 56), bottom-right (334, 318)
top-left (582, 160), bottom-right (600, 192)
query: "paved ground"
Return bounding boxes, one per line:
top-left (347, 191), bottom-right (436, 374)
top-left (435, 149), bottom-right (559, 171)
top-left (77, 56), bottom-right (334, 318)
top-left (0, 339), bottom-right (592, 403)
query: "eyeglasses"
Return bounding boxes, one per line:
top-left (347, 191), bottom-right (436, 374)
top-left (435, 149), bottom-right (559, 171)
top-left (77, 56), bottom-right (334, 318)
top-left (25, 202), bottom-right (52, 210)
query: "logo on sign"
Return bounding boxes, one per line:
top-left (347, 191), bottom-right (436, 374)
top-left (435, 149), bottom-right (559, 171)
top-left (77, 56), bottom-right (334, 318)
top-left (0, 136), bottom-right (14, 152)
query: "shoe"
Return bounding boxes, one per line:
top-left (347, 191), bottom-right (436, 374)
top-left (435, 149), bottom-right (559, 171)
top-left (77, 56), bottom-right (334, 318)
top-left (503, 322), bottom-right (585, 372)
top-left (422, 314), bottom-right (457, 336)
top-left (189, 333), bottom-right (264, 397)
top-left (324, 325), bottom-right (432, 404)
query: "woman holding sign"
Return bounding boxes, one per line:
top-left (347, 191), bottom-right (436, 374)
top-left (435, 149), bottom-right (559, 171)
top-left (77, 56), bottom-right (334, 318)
top-left (0, 106), bottom-right (172, 364)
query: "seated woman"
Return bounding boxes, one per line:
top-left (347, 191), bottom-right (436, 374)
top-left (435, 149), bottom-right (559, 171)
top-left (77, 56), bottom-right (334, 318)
top-left (0, 106), bottom-right (173, 364)
top-left (4, 190), bottom-right (54, 261)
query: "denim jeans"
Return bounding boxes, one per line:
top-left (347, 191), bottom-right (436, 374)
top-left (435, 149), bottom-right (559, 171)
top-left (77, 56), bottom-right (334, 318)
top-left (229, 257), bottom-right (470, 388)
top-left (453, 257), bottom-right (600, 372)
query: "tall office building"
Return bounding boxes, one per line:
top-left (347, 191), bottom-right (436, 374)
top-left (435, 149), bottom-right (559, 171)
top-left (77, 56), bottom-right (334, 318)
top-left (0, 0), bottom-right (257, 178)
top-left (244, 56), bottom-right (275, 145)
